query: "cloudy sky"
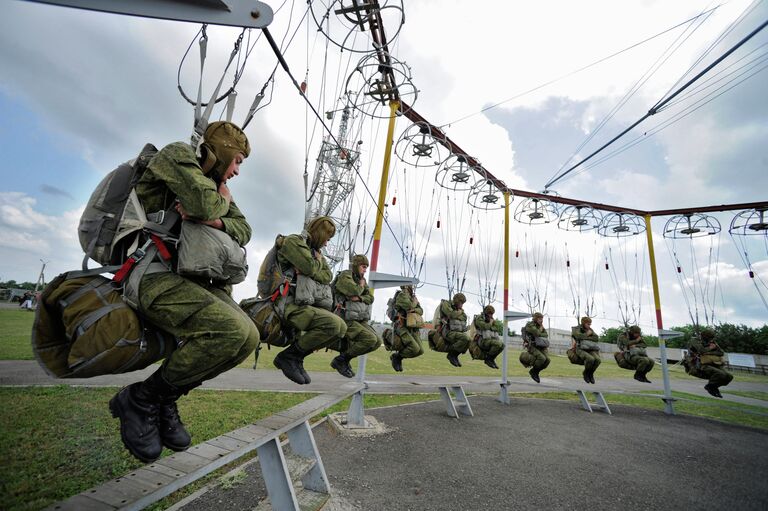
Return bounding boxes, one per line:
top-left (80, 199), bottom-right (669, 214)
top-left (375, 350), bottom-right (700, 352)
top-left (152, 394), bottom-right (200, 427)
top-left (1, 0), bottom-right (766, 332)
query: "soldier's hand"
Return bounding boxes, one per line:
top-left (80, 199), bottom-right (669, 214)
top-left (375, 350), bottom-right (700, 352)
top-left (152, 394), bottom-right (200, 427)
top-left (314, 250), bottom-right (323, 261)
top-left (359, 278), bottom-right (367, 287)
top-left (350, 296), bottom-right (361, 302)
top-left (218, 182), bottom-right (232, 203)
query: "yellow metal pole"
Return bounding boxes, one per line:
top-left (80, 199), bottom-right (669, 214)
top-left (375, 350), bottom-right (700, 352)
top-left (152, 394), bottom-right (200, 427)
top-left (369, 100), bottom-right (400, 277)
top-left (499, 191), bottom-right (511, 404)
top-left (349, 100), bottom-right (400, 423)
top-left (645, 214), bottom-right (675, 414)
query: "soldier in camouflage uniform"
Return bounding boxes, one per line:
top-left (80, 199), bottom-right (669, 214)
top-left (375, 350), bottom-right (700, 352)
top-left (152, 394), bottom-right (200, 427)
top-left (520, 312), bottom-right (550, 383)
top-left (272, 217), bottom-right (348, 385)
top-left (571, 316), bottom-right (601, 384)
top-left (689, 328), bottom-right (733, 398)
top-left (110, 122), bottom-right (260, 463)
top-left (617, 325), bottom-right (654, 383)
top-left (470, 305), bottom-right (504, 369)
top-left (432, 293), bottom-right (471, 367)
top-left (388, 285), bottom-right (425, 372)
top-left (331, 254), bottom-right (382, 378)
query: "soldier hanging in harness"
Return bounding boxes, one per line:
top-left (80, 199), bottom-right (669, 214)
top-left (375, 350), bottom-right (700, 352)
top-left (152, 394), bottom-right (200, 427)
top-left (469, 305), bottom-right (504, 369)
top-left (271, 216), bottom-right (348, 385)
top-left (569, 316), bottom-right (601, 384)
top-left (685, 328), bottom-right (733, 398)
top-left (384, 285), bottom-right (425, 372)
top-left (520, 312), bottom-right (550, 383)
top-left (616, 325), bottom-right (654, 383)
top-left (429, 293), bottom-right (471, 368)
top-left (330, 254), bottom-right (382, 377)
top-left (110, 122), bottom-right (260, 463)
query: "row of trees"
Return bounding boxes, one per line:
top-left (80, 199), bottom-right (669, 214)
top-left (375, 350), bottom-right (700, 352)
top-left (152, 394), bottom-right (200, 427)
top-left (601, 324), bottom-right (768, 355)
top-left (0, 280), bottom-right (38, 291)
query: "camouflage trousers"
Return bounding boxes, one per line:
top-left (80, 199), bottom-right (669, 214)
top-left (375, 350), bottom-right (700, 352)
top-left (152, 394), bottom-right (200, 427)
top-left (432, 330), bottom-right (470, 355)
top-left (575, 348), bottom-right (601, 373)
top-left (520, 347), bottom-right (550, 372)
top-left (470, 337), bottom-right (504, 360)
top-left (393, 326), bottom-right (424, 359)
top-left (698, 364), bottom-right (734, 388)
top-left (138, 272), bottom-right (259, 387)
top-left (341, 321), bottom-right (382, 358)
top-left (627, 354), bottom-right (655, 375)
top-left (284, 303), bottom-right (347, 352)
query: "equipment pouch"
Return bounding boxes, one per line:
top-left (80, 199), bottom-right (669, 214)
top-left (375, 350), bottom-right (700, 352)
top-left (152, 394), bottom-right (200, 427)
top-left (534, 336), bottom-right (550, 349)
top-left (240, 296), bottom-right (292, 347)
top-left (482, 329), bottom-right (500, 341)
top-left (177, 221), bottom-right (248, 285)
top-left (294, 274), bottom-right (333, 310)
top-left (629, 346), bottom-right (647, 357)
top-left (700, 354), bottom-right (724, 366)
top-left (448, 318), bottom-right (467, 332)
top-left (579, 339), bottom-right (600, 352)
top-left (344, 300), bottom-right (371, 322)
top-left (406, 311), bottom-right (425, 328)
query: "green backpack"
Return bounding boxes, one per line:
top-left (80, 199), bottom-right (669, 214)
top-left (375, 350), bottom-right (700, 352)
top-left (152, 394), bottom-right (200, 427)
top-left (32, 271), bottom-right (174, 378)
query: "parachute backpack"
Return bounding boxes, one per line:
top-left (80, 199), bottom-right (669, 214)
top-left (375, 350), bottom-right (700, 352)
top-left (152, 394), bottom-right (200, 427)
top-left (78, 144), bottom-right (159, 269)
top-left (241, 234), bottom-right (295, 348)
top-left (32, 144), bottom-right (179, 378)
top-left (386, 290), bottom-right (402, 322)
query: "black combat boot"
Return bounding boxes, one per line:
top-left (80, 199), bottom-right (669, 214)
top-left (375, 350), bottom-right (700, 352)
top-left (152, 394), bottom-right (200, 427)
top-left (529, 368), bottom-right (541, 383)
top-left (274, 343), bottom-right (311, 384)
top-left (109, 380), bottom-right (163, 462)
top-left (582, 369), bottom-right (591, 384)
top-left (447, 353), bottom-right (462, 367)
top-left (331, 353), bottom-right (355, 378)
top-left (484, 357), bottom-right (499, 370)
top-left (704, 383), bottom-right (722, 398)
top-left (390, 352), bottom-right (403, 372)
top-left (156, 375), bottom-right (200, 452)
top-left (633, 371), bottom-right (644, 383)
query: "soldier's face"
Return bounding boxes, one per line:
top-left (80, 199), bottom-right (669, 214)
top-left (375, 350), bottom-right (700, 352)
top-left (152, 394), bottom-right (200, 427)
top-left (223, 152), bottom-right (245, 182)
top-left (535, 317), bottom-right (543, 326)
top-left (357, 264), bottom-right (368, 275)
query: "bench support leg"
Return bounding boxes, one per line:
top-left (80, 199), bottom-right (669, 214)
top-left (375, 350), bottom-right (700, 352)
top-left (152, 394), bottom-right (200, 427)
top-left (257, 438), bottom-right (300, 511)
top-left (287, 421), bottom-right (330, 494)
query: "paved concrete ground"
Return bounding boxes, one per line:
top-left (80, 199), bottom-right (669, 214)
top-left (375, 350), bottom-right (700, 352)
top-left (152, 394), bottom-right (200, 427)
top-left (2, 360), bottom-right (767, 408)
top-left (177, 396), bottom-right (768, 511)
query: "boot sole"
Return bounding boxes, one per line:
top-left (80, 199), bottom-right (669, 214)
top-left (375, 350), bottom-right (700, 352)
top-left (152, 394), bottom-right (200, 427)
top-left (330, 360), bottom-right (355, 378)
top-left (109, 392), bottom-right (161, 464)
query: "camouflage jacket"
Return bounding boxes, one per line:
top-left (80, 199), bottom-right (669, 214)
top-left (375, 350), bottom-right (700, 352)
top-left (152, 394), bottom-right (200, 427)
top-left (334, 269), bottom-right (374, 305)
top-left (137, 142), bottom-right (251, 246)
top-left (474, 314), bottom-right (496, 332)
top-left (440, 300), bottom-right (467, 322)
top-left (618, 333), bottom-right (646, 351)
top-left (572, 326), bottom-right (599, 343)
top-left (277, 234), bottom-right (332, 284)
top-left (690, 339), bottom-right (724, 357)
top-left (395, 290), bottom-right (422, 315)
top-left (523, 321), bottom-right (548, 341)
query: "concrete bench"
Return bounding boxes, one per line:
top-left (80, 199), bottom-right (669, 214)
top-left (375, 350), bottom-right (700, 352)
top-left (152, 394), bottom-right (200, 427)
top-left (48, 381), bottom-right (365, 511)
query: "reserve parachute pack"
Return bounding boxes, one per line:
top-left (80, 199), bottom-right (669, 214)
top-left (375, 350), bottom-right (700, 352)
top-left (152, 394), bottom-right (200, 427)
top-left (32, 271), bottom-right (174, 378)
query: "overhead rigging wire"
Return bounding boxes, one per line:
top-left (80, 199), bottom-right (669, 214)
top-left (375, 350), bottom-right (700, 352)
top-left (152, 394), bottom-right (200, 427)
top-left (260, 26), bottom-right (418, 277)
top-left (548, 3), bottom-right (717, 186)
top-left (438, 5), bottom-right (723, 128)
top-left (544, 16), bottom-right (768, 190)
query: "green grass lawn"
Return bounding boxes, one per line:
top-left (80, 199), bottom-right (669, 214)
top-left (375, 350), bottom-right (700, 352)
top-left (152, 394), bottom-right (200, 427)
top-left (0, 309), bottom-right (36, 360)
top-left (251, 342), bottom-right (768, 383)
top-left (2, 385), bottom-right (767, 511)
top-left (6, 307), bottom-right (768, 383)
top-left (0, 386), bottom-right (437, 511)
top-left (721, 390), bottom-right (768, 401)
